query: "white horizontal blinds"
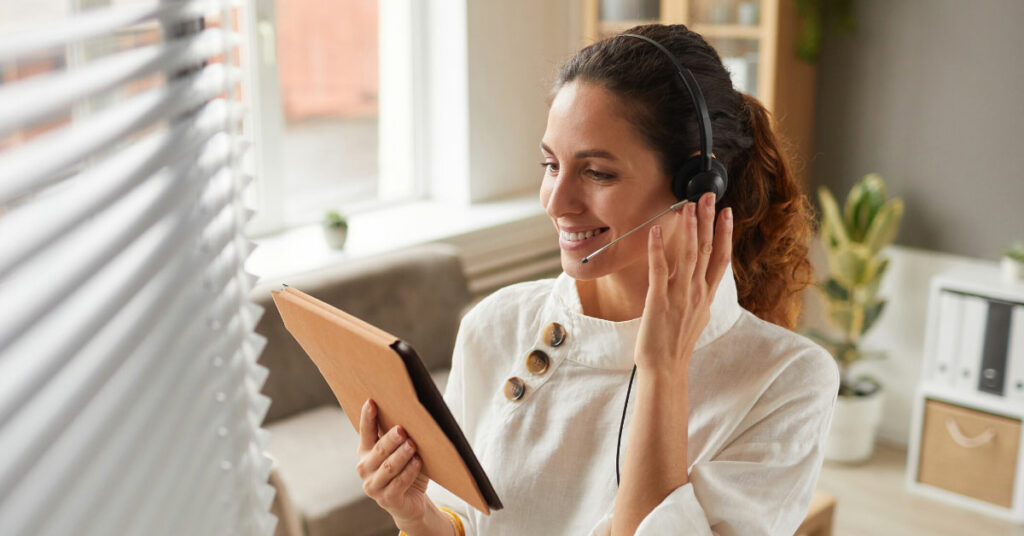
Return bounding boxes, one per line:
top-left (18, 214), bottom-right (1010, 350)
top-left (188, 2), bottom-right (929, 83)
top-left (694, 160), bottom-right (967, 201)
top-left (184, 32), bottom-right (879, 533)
top-left (0, 2), bottom-right (276, 536)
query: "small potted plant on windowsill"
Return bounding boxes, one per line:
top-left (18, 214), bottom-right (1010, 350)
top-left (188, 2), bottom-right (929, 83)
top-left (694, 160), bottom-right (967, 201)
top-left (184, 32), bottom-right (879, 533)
top-left (806, 173), bottom-right (904, 464)
top-left (1002, 242), bottom-right (1024, 284)
top-left (322, 210), bottom-right (349, 250)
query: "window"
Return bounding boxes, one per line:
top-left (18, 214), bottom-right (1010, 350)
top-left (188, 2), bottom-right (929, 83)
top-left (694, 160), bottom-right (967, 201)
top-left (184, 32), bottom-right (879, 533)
top-left (245, 0), bottom-right (424, 236)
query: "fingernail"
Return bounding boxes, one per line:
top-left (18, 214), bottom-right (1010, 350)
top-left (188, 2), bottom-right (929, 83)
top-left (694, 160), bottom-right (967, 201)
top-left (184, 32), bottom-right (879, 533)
top-left (396, 425), bottom-right (405, 438)
top-left (652, 225), bottom-right (661, 238)
top-left (707, 193), bottom-right (716, 206)
top-left (726, 208), bottom-right (733, 222)
top-left (367, 400), bottom-right (375, 415)
top-left (687, 203), bottom-right (696, 217)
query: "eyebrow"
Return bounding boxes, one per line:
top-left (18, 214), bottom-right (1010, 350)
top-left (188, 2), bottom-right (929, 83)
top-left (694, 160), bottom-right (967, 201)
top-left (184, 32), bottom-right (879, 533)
top-left (540, 141), bottom-right (619, 161)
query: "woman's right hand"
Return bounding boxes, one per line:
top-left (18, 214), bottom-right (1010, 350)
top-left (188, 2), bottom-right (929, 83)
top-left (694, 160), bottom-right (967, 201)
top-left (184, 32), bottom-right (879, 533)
top-left (356, 398), bottom-right (430, 526)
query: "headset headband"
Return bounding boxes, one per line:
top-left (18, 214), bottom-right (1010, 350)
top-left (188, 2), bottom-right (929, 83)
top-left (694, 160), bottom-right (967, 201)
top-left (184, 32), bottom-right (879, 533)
top-left (619, 33), bottom-right (713, 172)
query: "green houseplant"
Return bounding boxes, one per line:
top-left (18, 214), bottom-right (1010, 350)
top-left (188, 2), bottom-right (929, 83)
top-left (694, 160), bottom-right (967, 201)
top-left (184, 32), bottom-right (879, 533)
top-left (322, 210), bottom-right (349, 250)
top-left (808, 173), bottom-right (903, 462)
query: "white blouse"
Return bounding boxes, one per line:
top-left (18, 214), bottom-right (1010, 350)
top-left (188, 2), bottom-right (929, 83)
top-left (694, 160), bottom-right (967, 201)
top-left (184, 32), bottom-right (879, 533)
top-left (425, 263), bottom-right (839, 535)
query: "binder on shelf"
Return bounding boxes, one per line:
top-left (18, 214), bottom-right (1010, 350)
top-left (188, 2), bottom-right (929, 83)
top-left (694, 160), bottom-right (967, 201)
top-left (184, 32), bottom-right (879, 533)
top-left (1005, 305), bottom-right (1024, 401)
top-left (979, 300), bottom-right (1014, 396)
top-left (954, 295), bottom-right (988, 393)
top-left (271, 285), bottom-right (502, 515)
top-left (932, 291), bottom-right (963, 385)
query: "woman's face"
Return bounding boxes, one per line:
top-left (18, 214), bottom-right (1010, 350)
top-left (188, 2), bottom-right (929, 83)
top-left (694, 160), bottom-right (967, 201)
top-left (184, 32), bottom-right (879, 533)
top-left (540, 80), bottom-right (680, 281)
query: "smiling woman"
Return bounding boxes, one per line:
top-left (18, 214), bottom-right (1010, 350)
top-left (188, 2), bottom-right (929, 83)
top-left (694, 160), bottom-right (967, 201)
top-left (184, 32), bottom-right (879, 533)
top-left (355, 23), bottom-right (838, 536)
top-left (543, 30), bottom-right (815, 330)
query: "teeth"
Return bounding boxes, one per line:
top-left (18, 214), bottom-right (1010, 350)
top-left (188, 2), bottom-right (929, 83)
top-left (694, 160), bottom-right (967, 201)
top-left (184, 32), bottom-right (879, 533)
top-left (561, 228), bottom-right (607, 242)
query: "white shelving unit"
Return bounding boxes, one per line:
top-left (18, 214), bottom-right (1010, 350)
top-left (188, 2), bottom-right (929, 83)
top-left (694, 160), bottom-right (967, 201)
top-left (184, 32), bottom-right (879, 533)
top-left (906, 267), bottom-right (1024, 523)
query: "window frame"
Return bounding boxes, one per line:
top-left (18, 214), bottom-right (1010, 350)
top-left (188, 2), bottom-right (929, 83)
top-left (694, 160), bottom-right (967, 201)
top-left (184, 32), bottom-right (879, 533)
top-left (242, 0), bottom-right (427, 237)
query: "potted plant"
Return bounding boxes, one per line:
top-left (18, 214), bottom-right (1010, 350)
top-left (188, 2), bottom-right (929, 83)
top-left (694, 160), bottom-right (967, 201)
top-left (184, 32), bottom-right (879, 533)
top-left (322, 210), bottom-right (349, 250)
top-left (807, 173), bottom-right (904, 463)
top-left (1002, 242), bottom-right (1024, 284)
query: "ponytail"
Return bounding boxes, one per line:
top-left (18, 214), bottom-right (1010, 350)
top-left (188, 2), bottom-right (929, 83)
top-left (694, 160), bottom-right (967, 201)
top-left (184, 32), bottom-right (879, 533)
top-left (728, 93), bottom-right (816, 330)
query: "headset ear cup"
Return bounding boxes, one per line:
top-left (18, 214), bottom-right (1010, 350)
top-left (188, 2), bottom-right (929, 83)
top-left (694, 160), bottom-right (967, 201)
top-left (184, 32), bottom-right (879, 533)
top-left (672, 156), bottom-right (704, 201)
top-left (675, 156), bottom-right (729, 203)
top-left (686, 171), bottom-right (726, 203)
top-left (688, 158), bottom-right (728, 203)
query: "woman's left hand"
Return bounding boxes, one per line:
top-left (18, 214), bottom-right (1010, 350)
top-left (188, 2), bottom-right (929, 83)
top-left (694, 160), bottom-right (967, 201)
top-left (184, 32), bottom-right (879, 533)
top-left (634, 191), bottom-right (733, 374)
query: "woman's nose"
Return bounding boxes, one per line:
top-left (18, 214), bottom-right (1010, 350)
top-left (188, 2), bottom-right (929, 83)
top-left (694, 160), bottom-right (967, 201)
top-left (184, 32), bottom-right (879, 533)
top-left (543, 173), bottom-right (584, 219)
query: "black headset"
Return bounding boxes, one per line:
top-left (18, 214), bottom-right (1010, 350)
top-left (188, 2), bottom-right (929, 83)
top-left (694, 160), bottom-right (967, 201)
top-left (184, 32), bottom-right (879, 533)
top-left (613, 33), bottom-right (727, 488)
top-left (620, 33), bottom-right (728, 205)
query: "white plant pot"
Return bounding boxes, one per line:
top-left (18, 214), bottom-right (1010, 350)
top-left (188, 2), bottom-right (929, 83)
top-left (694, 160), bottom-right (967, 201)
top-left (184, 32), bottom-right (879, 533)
top-left (825, 388), bottom-right (885, 463)
top-left (1002, 256), bottom-right (1024, 284)
top-left (322, 225), bottom-right (348, 249)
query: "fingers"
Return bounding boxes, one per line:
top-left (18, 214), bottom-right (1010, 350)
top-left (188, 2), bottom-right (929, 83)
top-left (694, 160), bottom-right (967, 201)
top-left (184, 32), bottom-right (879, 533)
top-left (381, 449), bottom-right (424, 502)
top-left (706, 206), bottom-right (734, 296)
top-left (366, 436), bottom-right (418, 498)
top-left (692, 192), bottom-right (716, 285)
top-left (358, 399), bottom-right (378, 453)
top-left (356, 423), bottom-right (406, 480)
top-left (679, 200), bottom-right (699, 285)
top-left (647, 224), bottom-right (669, 300)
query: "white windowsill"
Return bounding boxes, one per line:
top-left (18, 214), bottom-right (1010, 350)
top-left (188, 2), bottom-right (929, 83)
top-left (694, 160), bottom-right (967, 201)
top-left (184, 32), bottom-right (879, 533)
top-left (244, 190), bottom-right (550, 283)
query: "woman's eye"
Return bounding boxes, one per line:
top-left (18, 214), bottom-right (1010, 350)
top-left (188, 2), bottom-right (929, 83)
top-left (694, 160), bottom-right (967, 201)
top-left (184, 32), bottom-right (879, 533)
top-left (587, 169), bottom-right (615, 181)
top-left (540, 161), bottom-right (559, 174)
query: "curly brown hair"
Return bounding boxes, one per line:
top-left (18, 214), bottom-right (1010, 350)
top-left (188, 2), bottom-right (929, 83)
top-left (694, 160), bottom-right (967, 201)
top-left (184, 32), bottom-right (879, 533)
top-left (552, 24), bottom-right (817, 330)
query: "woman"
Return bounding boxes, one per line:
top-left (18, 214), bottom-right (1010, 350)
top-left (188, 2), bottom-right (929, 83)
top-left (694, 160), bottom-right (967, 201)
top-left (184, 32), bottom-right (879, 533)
top-left (355, 24), bottom-right (838, 535)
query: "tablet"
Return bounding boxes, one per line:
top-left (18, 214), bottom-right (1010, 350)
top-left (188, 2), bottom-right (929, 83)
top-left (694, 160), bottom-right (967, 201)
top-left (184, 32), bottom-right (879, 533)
top-left (271, 285), bottom-right (502, 514)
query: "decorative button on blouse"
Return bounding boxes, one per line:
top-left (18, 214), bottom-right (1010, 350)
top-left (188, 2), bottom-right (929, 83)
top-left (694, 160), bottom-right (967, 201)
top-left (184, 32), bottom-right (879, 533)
top-left (504, 377), bottom-right (526, 401)
top-left (526, 350), bottom-right (550, 375)
top-left (543, 322), bottom-right (567, 347)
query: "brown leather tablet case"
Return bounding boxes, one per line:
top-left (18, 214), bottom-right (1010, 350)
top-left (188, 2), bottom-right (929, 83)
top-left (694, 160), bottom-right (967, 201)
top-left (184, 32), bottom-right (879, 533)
top-left (271, 285), bottom-right (502, 514)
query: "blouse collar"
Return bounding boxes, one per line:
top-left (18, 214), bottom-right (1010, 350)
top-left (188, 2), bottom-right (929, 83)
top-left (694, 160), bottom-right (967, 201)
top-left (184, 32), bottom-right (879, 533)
top-left (545, 262), bottom-right (743, 370)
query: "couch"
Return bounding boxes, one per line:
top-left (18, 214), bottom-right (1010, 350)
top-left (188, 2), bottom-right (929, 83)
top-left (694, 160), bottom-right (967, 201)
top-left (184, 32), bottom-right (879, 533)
top-left (250, 243), bottom-right (473, 536)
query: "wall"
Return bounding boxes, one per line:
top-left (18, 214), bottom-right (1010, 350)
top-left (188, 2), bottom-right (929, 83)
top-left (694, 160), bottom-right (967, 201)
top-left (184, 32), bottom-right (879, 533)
top-left (465, 1), bottom-right (583, 202)
top-left (810, 0), bottom-right (1024, 259)
top-left (425, 0), bottom-right (583, 205)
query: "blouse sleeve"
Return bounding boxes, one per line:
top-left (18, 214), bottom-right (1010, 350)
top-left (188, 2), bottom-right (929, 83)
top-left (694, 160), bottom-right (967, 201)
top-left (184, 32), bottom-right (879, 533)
top-left (423, 307), bottom-right (478, 535)
top-left (588, 349), bottom-right (840, 536)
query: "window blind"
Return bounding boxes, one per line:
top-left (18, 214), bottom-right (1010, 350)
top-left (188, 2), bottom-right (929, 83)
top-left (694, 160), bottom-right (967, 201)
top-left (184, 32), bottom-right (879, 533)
top-left (0, 2), bottom-right (276, 535)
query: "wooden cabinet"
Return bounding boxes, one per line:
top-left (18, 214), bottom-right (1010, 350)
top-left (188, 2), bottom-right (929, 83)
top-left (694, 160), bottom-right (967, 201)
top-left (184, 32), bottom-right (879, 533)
top-left (581, 0), bottom-right (817, 184)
